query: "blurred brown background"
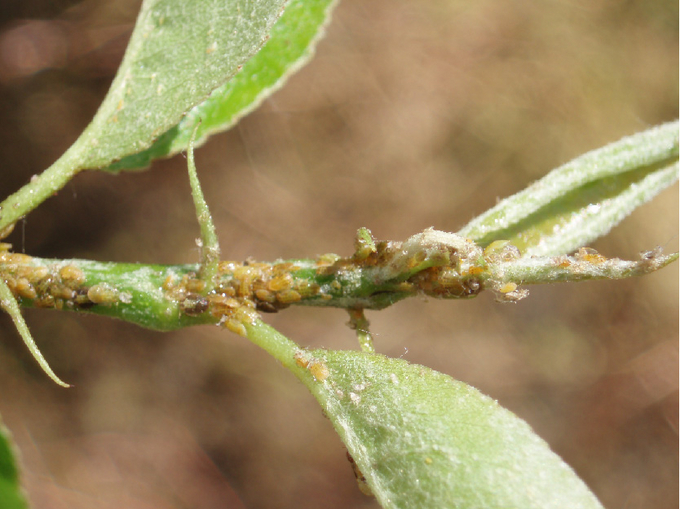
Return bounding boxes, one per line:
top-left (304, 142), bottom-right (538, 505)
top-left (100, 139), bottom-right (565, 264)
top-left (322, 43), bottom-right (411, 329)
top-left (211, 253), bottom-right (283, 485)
top-left (0, 0), bottom-right (677, 508)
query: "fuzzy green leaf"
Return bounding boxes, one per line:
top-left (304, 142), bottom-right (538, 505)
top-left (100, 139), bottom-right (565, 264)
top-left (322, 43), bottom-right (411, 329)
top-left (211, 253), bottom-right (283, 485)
top-left (458, 122), bottom-right (679, 256)
top-left (243, 320), bottom-right (603, 509)
top-left (0, 0), bottom-right (288, 231)
top-left (309, 350), bottom-right (603, 509)
top-left (108, 0), bottom-right (338, 171)
top-left (79, 0), bottom-right (289, 170)
top-left (0, 419), bottom-right (28, 509)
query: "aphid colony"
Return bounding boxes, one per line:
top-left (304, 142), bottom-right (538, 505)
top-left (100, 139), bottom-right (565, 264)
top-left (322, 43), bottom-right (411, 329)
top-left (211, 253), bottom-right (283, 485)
top-left (0, 245), bottom-right (127, 310)
top-left (161, 259), bottom-right (333, 336)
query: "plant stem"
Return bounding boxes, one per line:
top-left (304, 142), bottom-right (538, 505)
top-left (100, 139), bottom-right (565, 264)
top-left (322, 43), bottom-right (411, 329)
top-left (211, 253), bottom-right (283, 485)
top-left (1, 230), bottom-right (676, 331)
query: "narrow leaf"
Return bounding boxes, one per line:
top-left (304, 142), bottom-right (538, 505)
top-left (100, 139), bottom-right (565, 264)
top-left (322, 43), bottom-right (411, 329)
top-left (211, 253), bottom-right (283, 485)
top-left (458, 122), bottom-right (679, 256)
top-left (0, 419), bottom-right (28, 509)
top-left (108, 0), bottom-right (339, 171)
top-left (0, 280), bottom-right (69, 387)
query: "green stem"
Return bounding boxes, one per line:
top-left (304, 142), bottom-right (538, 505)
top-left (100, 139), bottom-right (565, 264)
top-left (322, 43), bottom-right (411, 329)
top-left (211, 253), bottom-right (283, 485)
top-left (0, 141), bottom-right (87, 233)
top-left (0, 230), bottom-right (676, 331)
top-left (186, 123), bottom-right (221, 292)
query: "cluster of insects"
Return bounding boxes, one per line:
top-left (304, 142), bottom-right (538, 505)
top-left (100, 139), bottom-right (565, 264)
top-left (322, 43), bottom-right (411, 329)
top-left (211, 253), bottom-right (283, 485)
top-left (0, 243), bottom-right (129, 311)
top-left (162, 228), bottom-right (522, 335)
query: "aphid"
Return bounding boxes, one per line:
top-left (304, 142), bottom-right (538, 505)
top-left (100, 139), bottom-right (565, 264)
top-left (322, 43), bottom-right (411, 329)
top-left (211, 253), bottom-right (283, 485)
top-left (554, 256), bottom-right (571, 268)
top-left (353, 227), bottom-right (377, 262)
top-left (0, 222), bottom-right (15, 240)
top-left (498, 282), bottom-right (517, 294)
top-left (217, 261), bottom-right (238, 274)
top-left (233, 265), bottom-right (259, 297)
top-left (267, 273), bottom-right (293, 292)
top-left (33, 294), bottom-right (55, 308)
top-left (255, 300), bottom-right (279, 313)
top-left (6, 253), bottom-right (32, 265)
top-left (208, 294), bottom-right (241, 317)
top-left (161, 275), bottom-right (176, 291)
top-left (276, 289), bottom-right (301, 304)
top-left (74, 290), bottom-right (96, 308)
top-left (308, 359), bottom-right (329, 381)
top-left (484, 241), bottom-right (521, 262)
top-left (59, 265), bottom-right (85, 286)
top-left (483, 240), bottom-right (511, 258)
top-left (185, 278), bottom-right (206, 293)
top-left (576, 247), bottom-right (606, 264)
top-left (224, 318), bottom-right (247, 337)
top-left (15, 278), bottom-right (37, 299)
top-left (87, 283), bottom-right (119, 304)
top-left (49, 283), bottom-right (76, 300)
top-left (181, 294), bottom-right (209, 316)
top-left (254, 288), bottom-right (276, 303)
top-left (294, 351), bottom-right (309, 368)
top-left (467, 266), bottom-right (484, 276)
top-left (26, 266), bottom-right (49, 284)
top-left (293, 280), bottom-right (319, 297)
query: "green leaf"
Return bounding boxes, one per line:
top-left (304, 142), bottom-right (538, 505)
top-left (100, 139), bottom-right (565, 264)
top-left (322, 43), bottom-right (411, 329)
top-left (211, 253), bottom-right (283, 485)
top-left (458, 122), bottom-right (679, 256)
top-left (0, 419), bottom-right (28, 509)
top-left (0, 279), bottom-right (69, 387)
top-left (243, 320), bottom-right (603, 509)
top-left (79, 0), bottom-right (289, 170)
top-left (309, 350), bottom-right (603, 509)
top-left (108, 0), bottom-right (339, 171)
top-left (0, 0), bottom-right (288, 231)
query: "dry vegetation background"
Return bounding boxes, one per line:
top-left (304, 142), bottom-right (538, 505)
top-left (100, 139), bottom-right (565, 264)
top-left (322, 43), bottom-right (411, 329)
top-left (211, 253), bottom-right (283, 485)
top-left (0, 0), bottom-right (678, 508)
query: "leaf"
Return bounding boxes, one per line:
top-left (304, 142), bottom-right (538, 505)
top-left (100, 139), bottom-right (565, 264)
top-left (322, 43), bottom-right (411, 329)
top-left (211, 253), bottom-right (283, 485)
top-left (458, 122), bottom-right (679, 256)
top-left (76, 0), bottom-right (290, 170)
top-left (243, 320), bottom-right (603, 509)
top-left (0, 419), bottom-right (29, 509)
top-left (0, 279), bottom-right (69, 387)
top-left (0, 0), bottom-right (288, 230)
top-left (108, 0), bottom-right (339, 171)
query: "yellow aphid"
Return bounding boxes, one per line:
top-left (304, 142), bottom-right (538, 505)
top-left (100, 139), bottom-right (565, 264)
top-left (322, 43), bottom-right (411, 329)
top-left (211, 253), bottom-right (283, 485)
top-left (33, 295), bottom-right (55, 308)
top-left (224, 318), bottom-right (247, 337)
top-left (59, 265), bottom-right (85, 285)
top-left (276, 289), bottom-right (301, 304)
top-left (87, 283), bottom-right (119, 304)
top-left (294, 351), bottom-right (310, 368)
top-left (308, 359), bottom-right (329, 381)
top-left (577, 247), bottom-right (606, 264)
top-left (0, 222), bottom-right (15, 240)
top-left (483, 240), bottom-right (511, 257)
top-left (267, 274), bottom-right (293, 292)
top-left (26, 266), bottom-right (49, 284)
top-left (233, 266), bottom-right (259, 297)
top-left (7, 253), bottom-right (32, 265)
top-left (15, 278), bottom-right (36, 299)
top-left (185, 278), bottom-right (206, 293)
top-left (295, 280), bottom-right (319, 297)
top-left (217, 261), bottom-right (238, 273)
top-left (50, 283), bottom-right (75, 300)
top-left (161, 275), bottom-right (175, 291)
top-left (254, 288), bottom-right (276, 303)
top-left (499, 282), bottom-right (517, 294)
